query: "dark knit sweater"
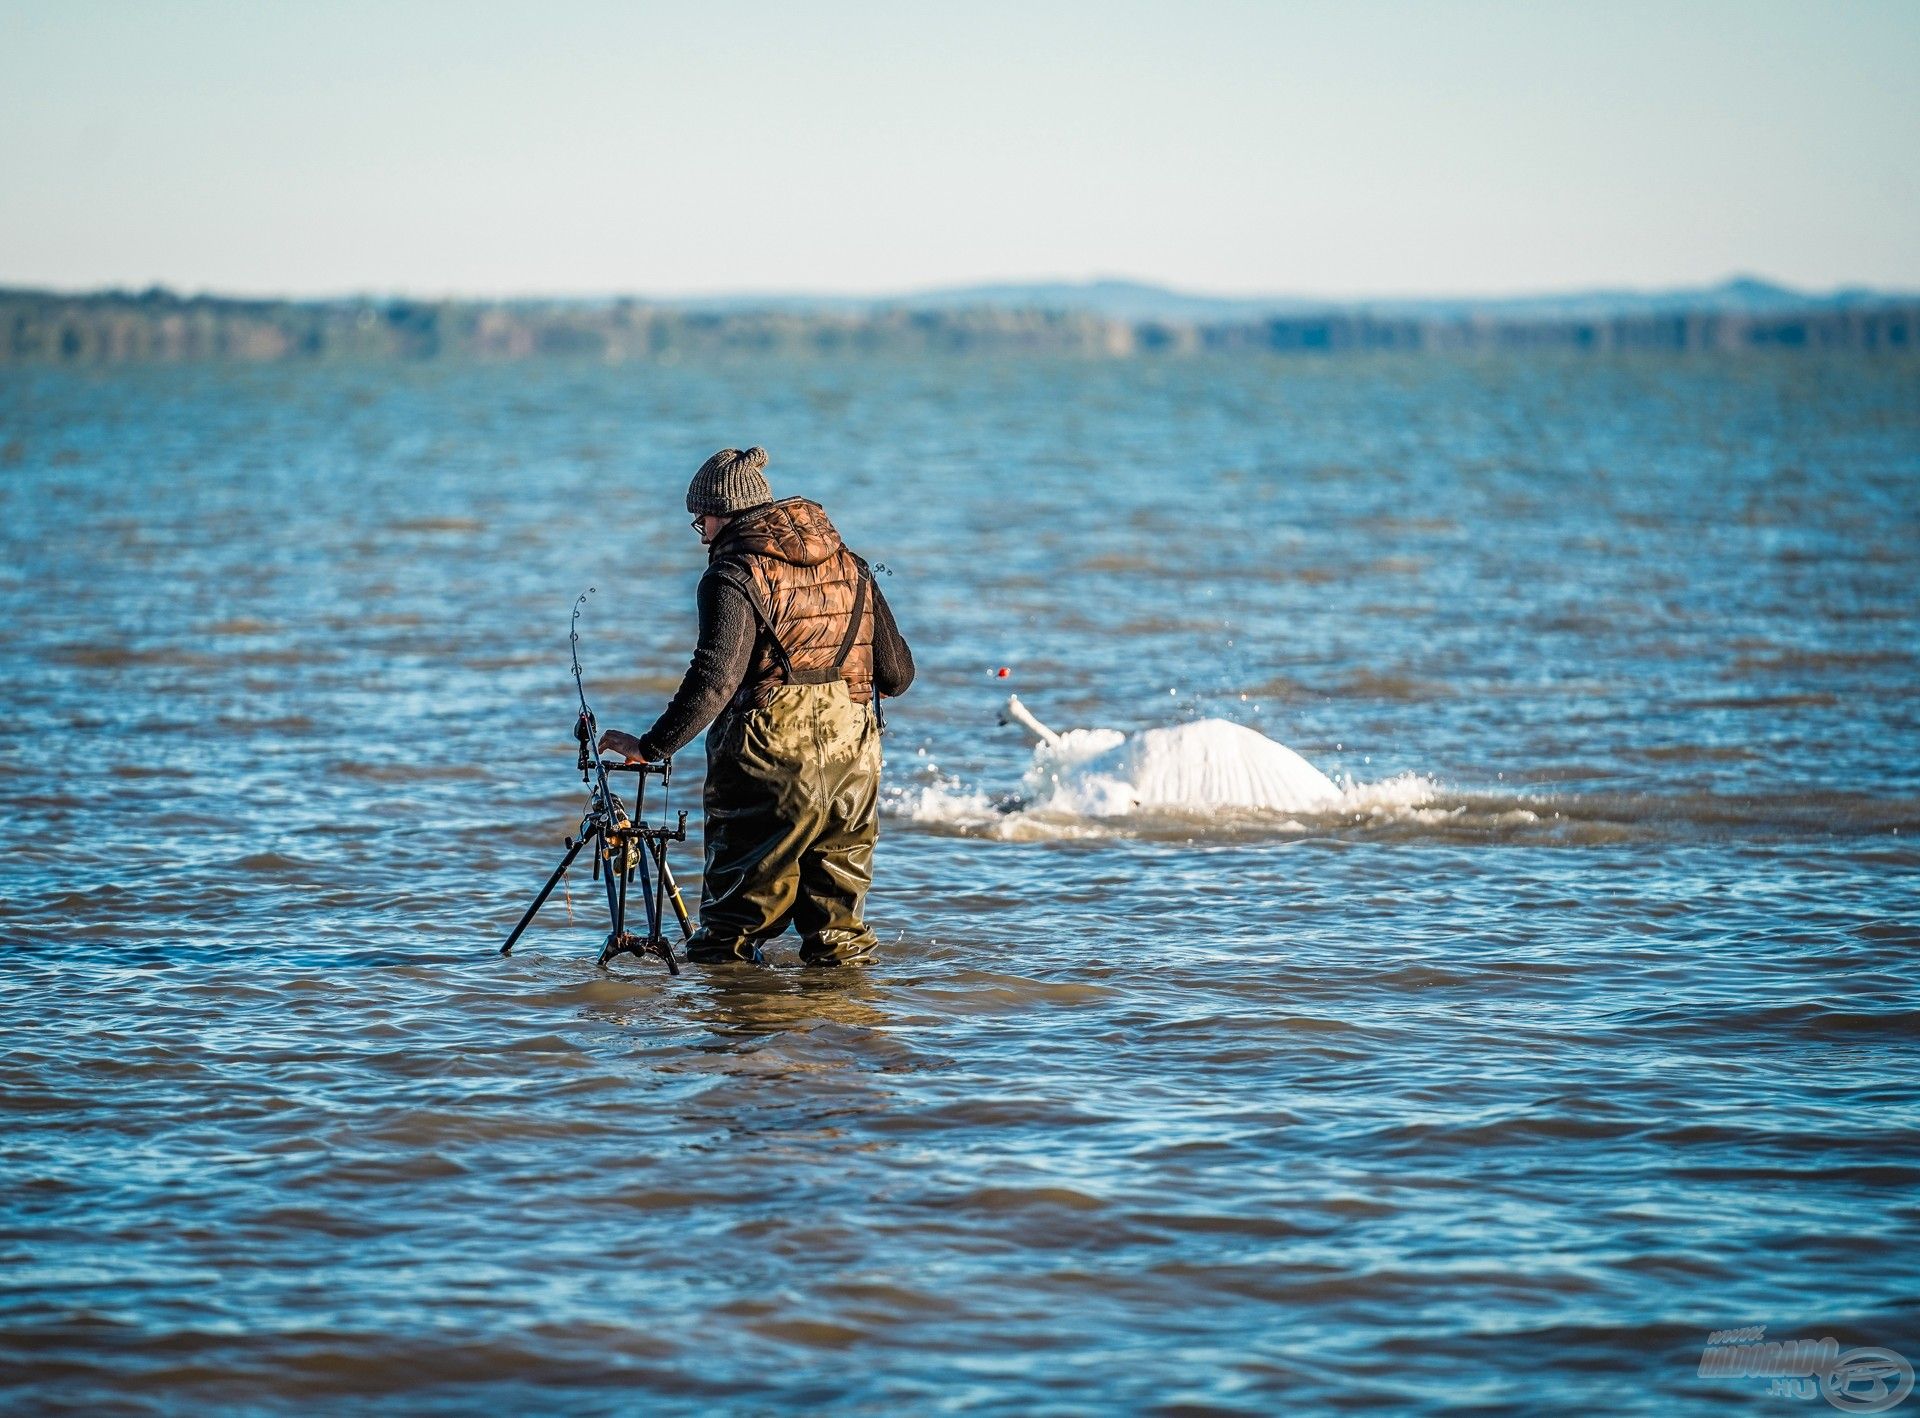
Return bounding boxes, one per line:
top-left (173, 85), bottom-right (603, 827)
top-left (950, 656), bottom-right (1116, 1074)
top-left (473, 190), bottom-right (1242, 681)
top-left (637, 574), bottom-right (913, 760)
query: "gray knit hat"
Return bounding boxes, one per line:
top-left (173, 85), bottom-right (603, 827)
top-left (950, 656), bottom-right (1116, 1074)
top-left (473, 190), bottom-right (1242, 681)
top-left (686, 446), bottom-right (773, 516)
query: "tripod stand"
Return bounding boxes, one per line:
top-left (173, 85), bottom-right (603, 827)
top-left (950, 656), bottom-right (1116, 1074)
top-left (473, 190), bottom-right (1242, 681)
top-left (500, 710), bottom-right (693, 973)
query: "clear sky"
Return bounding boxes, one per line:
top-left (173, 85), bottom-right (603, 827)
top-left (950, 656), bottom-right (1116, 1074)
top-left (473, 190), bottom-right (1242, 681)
top-left (2, 0), bottom-right (1916, 299)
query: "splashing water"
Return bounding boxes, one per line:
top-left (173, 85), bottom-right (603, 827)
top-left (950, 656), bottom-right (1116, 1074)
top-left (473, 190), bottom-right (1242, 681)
top-left (888, 699), bottom-right (1444, 840)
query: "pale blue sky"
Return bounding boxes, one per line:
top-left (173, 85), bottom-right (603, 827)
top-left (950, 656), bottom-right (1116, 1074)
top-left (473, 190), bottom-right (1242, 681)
top-left (2, 0), bottom-right (1915, 299)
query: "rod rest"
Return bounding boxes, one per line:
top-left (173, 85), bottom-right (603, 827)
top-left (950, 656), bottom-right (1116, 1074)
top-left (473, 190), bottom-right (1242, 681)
top-left (599, 758), bottom-right (672, 778)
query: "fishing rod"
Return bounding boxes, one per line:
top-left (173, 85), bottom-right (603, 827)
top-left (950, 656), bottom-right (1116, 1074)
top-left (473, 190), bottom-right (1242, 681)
top-left (499, 589), bottom-right (692, 973)
top-left (571, 589), bottom-right (613, 811)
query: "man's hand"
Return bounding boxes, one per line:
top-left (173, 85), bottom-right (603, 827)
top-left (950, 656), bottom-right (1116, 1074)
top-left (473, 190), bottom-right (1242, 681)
top-left (597, 728), bottom-right (648, 763)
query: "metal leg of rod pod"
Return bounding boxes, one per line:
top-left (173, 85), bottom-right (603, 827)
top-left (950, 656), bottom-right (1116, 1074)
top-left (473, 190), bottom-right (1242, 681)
top-left (500, 834), bottom-right (589, 957)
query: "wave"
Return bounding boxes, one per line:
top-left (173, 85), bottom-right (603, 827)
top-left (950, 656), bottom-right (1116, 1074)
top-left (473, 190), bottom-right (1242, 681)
top-left (883, 764), bottom-right (1462, 842)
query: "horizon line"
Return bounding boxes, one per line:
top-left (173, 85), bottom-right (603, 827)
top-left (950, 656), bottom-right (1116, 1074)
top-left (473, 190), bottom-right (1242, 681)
top-left (6, 271), bottom-right (1916, 308)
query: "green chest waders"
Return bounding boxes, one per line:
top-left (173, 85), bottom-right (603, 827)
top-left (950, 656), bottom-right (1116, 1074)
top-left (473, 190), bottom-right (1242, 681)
top-left (691, 567), bottom-right (882, 965)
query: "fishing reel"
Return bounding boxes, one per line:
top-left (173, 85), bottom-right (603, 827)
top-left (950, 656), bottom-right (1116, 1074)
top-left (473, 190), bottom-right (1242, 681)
top-left (574, 708), bottom-right (594, 777)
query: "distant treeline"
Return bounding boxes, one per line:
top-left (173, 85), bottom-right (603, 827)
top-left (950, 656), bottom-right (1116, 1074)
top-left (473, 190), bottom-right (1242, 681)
top-left (4, 285), bottom-right (1916, 362)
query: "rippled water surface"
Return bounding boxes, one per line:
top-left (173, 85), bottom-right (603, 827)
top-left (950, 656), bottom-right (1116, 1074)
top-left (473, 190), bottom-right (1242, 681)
top-left (3, 354), bottom-right (1918, 1414)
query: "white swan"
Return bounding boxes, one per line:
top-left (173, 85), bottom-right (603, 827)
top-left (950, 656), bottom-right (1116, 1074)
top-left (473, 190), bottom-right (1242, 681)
top-left (999, 695), bottom-right (1342, 817)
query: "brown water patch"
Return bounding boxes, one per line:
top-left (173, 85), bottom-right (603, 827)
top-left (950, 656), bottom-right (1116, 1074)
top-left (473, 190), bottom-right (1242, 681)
top-left (1679, 693), bottom-right (1839, 710)
top-left (391, 517), bottom-right (486, 534)
top-left (1537, 612), bottom-right (1615, 634)
top-left (230, 851), bottom-right (313, 873)
top-left (1513, 763), bottom-right (1624, 784)
top-left (216, 714), bottom-right (316, 736)
top-left (1240, 670), bottom-right (1447, 702)
top-left (1329, 669), bottom-right (1451, 701)
top-left (1352, 516), bottom-right (1461, 534)
top-left (1272, 565), bottom-right (1342, 585)
top-left (334, 759), bottom-right (490, 782)
top-left (242, 647), bottom-right (337, 666)
top-left (1240, 677), bottom-right (1319, 702)
top-left (1112, 615), bottom-right (1221, 636)
top-left (463, 653), bottom-right (549, 670)
top-left (1728, 648), bottom-right (1915, 675)
top-left (50, 643), bottom-right (218, 669)
top-left (1624, 744), bottom-right (1761, 763)
top-left (947, 1184), bottom-right (1108, 1212)
top-left (593, 673), bottom-right (687, 696)
top-left (748, 1318), bottom-right (868, 1349)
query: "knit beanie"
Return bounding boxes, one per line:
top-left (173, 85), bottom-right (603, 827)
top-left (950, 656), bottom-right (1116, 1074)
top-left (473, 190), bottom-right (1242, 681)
top-left (686, 446), bottom-right (773, 516)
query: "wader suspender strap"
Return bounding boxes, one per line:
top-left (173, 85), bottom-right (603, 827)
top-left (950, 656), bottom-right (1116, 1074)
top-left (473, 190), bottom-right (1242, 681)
top-left (840, 564), bottom-right (884, 732)
top-left (828, 564), bottom-right (870, 674)
top-left (710, 571), bottom-right (794, 682)
top-left (711, 561), bottom-right (871, 692)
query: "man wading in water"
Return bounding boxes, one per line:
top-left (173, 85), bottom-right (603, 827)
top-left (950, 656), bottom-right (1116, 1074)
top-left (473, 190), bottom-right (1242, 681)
top-left (597, 447), bottom-right (913, 966)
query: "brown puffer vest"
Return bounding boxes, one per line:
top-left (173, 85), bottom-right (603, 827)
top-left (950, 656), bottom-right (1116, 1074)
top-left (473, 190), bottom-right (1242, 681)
top-left (706, 498), bottom-right (875, 710)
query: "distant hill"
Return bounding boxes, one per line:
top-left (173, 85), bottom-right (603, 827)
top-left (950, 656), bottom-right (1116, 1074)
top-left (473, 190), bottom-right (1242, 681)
top-left (668, 275), bottom-right (1919, 323)
top-left (880, 279), bottom-right (1307, 322)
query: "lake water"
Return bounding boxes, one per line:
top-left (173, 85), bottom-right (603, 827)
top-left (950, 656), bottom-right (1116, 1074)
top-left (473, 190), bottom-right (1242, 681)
top-left (3, 353), bottom-right (1917, 1415)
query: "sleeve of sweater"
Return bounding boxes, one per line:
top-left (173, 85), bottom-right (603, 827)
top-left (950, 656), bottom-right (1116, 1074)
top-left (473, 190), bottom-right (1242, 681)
top-left (871, 581), bottom-right (914, 697)
top-left (636, 572), bottom-right (755, 760)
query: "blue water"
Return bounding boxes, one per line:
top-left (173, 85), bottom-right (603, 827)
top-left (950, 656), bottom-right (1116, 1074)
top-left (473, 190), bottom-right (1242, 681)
top-left (2, 353), bottom-right (1917, 1414)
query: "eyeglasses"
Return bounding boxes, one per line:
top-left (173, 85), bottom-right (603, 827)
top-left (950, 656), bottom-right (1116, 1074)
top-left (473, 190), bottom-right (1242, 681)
top-left (690, 515), bottom-right (706, 532)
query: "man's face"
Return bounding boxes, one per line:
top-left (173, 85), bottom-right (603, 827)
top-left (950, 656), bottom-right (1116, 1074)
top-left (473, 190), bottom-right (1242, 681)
top-left (694, 513), bottom-right (728, 545)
